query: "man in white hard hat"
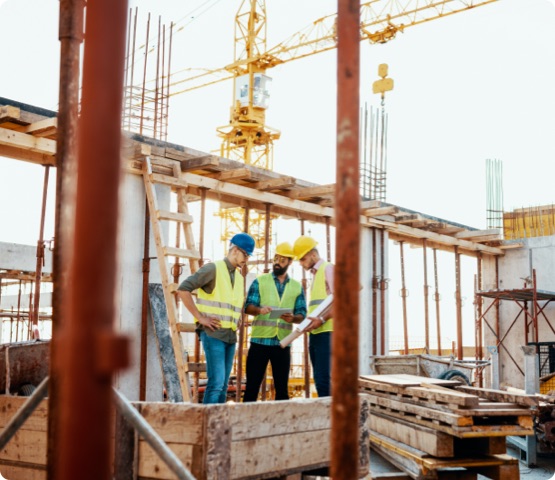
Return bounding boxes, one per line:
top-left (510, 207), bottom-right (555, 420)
top-left (293, 235), bottom-right (334, 397)
top-left (178, 232), bottom-right (255, 404)
top-left (243, 242), bottom-right (307, 401)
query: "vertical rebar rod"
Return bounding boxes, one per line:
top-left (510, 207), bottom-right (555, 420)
top-left (139, 13), bottom-right (150, 135)
top-left (332, 0), bottom-right (360, 477)
top-left (433, 248), bottom-right (442, 356)
top-left (325, 217), bottom-right (332, 262)
top-left (194, 189), bottom-right (207, 403)
top-left (57, 0), bottom-right (129, 478)
top-left (454, 246), bottom-right (463, 360)
top-left (422, 239), bottom-right (429, 354)
top-left (153, 16), bottom-right (161, 139)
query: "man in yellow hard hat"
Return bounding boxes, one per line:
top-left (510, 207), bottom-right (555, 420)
top-left (293, 235), bottom-right (334, 397)
top-left (178, 232), bottom-right (255, 404)
top-left (243, 242), bottom-right (307, 401)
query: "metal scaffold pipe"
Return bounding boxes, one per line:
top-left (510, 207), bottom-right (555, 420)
top-left (56, 0), bottom-right (130, 478)
top-left (332, 0), bottom-right (361, 478)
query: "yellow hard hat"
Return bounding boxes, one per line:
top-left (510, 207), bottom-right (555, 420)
top-left (275, 242), bottom-right (295, 258)
top-left (293, 236), bottom-right (318, 260)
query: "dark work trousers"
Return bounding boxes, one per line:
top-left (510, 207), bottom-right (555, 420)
top-left (309, 331), bottom-right (331, 397)
top-left (243, 341), bottom-right (291, 401)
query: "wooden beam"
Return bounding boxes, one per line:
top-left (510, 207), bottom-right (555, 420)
top-left (205, 168), bottom-right (253, 181)
top-left (0, 128), bottom-right (56, 156)
top-left (287, 184), bottom-right (335, 199)
top-left (0, 105), bottom-right (22, 124)
top-left (15, 117), bottom-right (58, 137)
top-left (363, 206), bottom-right (399, 217)
top-left (0, 144), bottom-right (56, 165)
top-left (251, 176), bottom-right (297, 191)
top-left (180, 155), bottom-right (220, 171)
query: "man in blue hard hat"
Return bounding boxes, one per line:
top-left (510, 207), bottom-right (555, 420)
top-left (178, 232), bottom-right (255, 404)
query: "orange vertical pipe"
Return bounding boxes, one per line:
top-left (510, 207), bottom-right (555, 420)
top-left (57, 0), bottom-right (129, 479)
top-left (332, 0), bottom-right (360, 478)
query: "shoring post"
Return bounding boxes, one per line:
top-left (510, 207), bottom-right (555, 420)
top-left (422, 239), bottom-right (430, 353)
top-left (56, 1), bottom-right (130, 478)
top-left (332, 0), bottom-right (361, 478)
top-left (433, 248), bottom-right (442, 355)
top-left (399, 241), bottom-right (409, 355)
top-left (49, 0), bottom-right (84, 477)
top-left (300, 220), bottom-right (310, 398)
top-left (454, 246), bottom-right (463, 360)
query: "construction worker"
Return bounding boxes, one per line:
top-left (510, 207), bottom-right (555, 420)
top-left (243, 242), bottom-right (306, 401)
top-left (177, 232), bottom-right (255, 404)
top-left (293, 235), bottom-right (334, 397)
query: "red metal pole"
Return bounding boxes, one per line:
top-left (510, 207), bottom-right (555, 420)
top-left (300, 220), bottom-right (310, 398)
top-left (57, 1), bottom-right (129, 479)
top-left (455, 246), bottom-right (463, 360)
top-left (332, 0), bottom-right (360, 478)
top-left (422, 239), bottom-right (430, 354)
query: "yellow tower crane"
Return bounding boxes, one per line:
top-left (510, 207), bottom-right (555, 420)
top-left (170, 0), bottom-right (499, 250)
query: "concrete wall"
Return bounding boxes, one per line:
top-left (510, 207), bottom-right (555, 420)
top-left (482, 235), bottom-right (555, 389)
top-left (359, 227), bottom-right (389, 375)
top-left (114, 173), bottom-right (168, 401)
top-left (0, 241), bottom-right (52, 273)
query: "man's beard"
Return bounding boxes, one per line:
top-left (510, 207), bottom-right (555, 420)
top-left (273, 263), bottom-right (289, 276)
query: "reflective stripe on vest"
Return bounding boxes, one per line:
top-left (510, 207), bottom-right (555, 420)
top-left (251, 273), bottom-right (301, 341)
top-left (308, 262), bottom-right (333, 334)
top-left (196, 260), bottom-right (244, 331)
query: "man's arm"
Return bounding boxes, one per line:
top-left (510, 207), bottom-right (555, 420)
top-left (177, 290), bottom-right (221, 331)
top-left (244, 279), bottom-right (272, 316)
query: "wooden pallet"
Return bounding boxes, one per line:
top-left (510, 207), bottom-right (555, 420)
top-left (370, 431), bottom-right (519, 480)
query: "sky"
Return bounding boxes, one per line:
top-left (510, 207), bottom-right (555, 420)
top-left (1, 0), bottom-right (555, 349)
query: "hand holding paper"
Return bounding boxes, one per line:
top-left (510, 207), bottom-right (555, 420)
top-left (279, 294), bottom-right (333, 348)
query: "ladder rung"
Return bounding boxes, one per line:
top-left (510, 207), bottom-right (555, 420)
top-left (157, 210), bottom-right (194, 224)
top-left (164, 246), bottom-right (201, 260)
top-left (177, 322), bottom-right (196, 333)
top-left (185, 362), bottom-right (206, 373)
top-left (150, 172), bottom-right (186, 188)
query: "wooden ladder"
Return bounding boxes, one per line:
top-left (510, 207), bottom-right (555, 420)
top-left (142, 156), bottom-right (201, 402)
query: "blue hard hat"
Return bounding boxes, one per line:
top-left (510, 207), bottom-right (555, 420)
top-left (230, 232), bottom-right (255, 256)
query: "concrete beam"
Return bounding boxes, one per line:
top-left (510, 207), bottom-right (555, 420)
top-left (0, 242), bottom-right (53, 274)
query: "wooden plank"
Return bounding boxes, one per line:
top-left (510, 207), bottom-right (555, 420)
top-left (367, 394), bottom-right (473, 427)
top-left (455, 386), bottom-right (538, 407)
top-left (252, 176), bottom-right (297, 191)
top-left (205, 405), bottom-right (231, 480)
top-left (180, 154), bottom-right (220, 171)
top-left (361, 374), bottom-right (461, 387)
top-left (148, 283), bottom-right (185, 403)
top-left (359, 378), bottom-right (480, 408)
top-left (363, 206), bottom-right (399, 217)
top-left (230, 398), bottom-right (331, 441)
top-left (0, 128), bottom-right (56, 155)
top-left (0, 397), bottom-right (48, 431)
top-left (0, 143), bottom-right (55, 165)
top-left (370, 411), bottom-right (455, 457)
top-left (185, 362), bottom-right (206, 373)
top-left (287, 184), bottom-right (335, 199)
top-left (137, 441), bottom-right (196, 480)
top-left (135, 402), bottom-right (205, 443)
top-left (0, 105), bottom-right (22, 123)
top-left (230, 430), bottom-right (329, 479)
top-left (0, 429), bottom-right (46, 466)
top-left (205, 168), bottom-right (253, 181)
top-left (0, 463), bottom-right (46, 480)
top-left (18, 117), bottom-right (58, 137)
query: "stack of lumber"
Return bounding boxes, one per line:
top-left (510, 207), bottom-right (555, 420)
top-left (359, 374), bottom-right (537, 480)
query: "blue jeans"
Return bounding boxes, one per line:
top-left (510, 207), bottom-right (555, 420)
top-left (200, 331), bottom-right (236, 404)
top-left (309, 331), bottom-right (332, 397)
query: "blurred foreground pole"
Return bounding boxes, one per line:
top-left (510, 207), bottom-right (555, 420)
top-left (331, 0), bottom-right (361, 479)
top-left (49, 1), bottom-right (84, 478)
top-left (56, 0), bottom-right (130, 479)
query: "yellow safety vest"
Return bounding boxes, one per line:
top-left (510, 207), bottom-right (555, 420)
top-left (196, 260), bottom-right (244, 331)
top-left (308, 262), bottom-right (333, 335)
top-left (251, 274), bottom-right (301, 340)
